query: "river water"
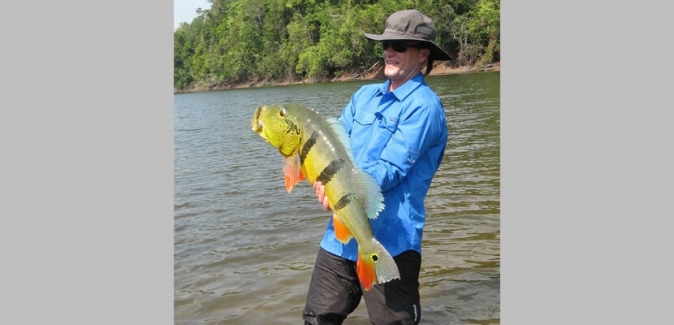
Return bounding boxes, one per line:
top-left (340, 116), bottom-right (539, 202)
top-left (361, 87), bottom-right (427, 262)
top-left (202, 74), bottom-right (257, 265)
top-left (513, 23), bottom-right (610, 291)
top-left (174, 72), bottom-right (500, 324)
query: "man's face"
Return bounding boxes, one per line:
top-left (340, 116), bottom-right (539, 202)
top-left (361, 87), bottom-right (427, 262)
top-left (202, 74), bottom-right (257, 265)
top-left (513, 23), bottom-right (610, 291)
top-left (382, 42), bottom-right (430, 90)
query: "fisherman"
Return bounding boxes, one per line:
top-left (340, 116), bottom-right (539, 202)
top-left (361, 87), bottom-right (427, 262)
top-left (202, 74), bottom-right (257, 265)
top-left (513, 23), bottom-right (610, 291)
top-left (303, 9), bottom-right (452, 325)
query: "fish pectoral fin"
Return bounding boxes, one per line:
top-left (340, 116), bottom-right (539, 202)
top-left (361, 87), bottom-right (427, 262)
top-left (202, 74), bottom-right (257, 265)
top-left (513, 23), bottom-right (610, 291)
top-left (283, 154), bottom-right (305, 193)
top-left (332, 214), bottom-right (353, 244)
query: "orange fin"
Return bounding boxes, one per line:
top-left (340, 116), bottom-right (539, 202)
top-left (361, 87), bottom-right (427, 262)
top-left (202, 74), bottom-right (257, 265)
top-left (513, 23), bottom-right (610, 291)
top-left (357, 253), bottom-right (377, 291)
top-left (332, 215), bottom-right (353, 244)
top-left (283, 155), bottom-right (305, 193)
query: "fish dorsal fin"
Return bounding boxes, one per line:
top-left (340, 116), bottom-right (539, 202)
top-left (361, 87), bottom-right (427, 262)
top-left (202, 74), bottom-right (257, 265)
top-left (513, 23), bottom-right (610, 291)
top-left (352, 169), bottom-right (385, 219)
top-left (325, 118), bottom-right (385, 219)
top-left (325, 117), bottom-right (356, 163)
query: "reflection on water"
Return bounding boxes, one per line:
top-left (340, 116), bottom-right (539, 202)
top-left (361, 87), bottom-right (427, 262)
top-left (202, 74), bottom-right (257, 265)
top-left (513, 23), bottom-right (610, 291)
top-left (175, 72), bottom-right (500, 324)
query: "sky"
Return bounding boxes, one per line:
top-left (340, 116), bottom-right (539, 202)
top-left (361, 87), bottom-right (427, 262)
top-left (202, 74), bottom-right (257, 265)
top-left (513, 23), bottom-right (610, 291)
top-left (174, 0), bottom-right (211, 29)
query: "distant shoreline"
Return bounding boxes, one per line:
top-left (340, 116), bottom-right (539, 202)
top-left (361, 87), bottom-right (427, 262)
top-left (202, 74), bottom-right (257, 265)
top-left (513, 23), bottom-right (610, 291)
top-left (174, 61), bottom-right (500, 94)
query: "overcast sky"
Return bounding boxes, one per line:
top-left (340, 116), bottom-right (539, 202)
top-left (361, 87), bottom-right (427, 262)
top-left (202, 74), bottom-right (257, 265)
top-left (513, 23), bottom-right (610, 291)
top-left (174, 0), bottom-right (211, 29)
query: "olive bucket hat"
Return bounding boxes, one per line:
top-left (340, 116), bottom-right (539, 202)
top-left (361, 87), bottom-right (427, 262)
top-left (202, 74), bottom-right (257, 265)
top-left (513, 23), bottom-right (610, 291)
top-left (364, 9), bottom-right (452, 61)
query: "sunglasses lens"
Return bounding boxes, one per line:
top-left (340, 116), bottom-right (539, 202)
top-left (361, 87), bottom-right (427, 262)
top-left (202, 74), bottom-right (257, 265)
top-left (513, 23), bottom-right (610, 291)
top-left (393, 43), bottom-right (407, 52)
top-left (382, 42), bottom-right (408, 52)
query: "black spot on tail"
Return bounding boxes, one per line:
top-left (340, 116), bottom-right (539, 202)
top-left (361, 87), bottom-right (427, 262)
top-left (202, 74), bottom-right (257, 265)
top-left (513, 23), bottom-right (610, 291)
top-left (316, 158), bottom-right (345, 186)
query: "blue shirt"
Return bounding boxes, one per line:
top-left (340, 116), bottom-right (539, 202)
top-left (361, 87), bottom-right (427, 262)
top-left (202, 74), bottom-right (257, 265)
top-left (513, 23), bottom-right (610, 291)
top-left (320, 73), bottom-right (449, 260)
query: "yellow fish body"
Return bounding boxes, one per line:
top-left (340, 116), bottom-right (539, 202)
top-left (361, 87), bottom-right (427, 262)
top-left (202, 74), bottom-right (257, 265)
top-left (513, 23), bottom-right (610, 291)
top-left (251, 103), bottom-right (400, 290)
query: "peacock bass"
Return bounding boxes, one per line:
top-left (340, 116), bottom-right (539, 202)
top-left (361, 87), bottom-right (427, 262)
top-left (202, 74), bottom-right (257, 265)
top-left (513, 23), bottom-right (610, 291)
top-left (251, 103), bottom-right (400, 290)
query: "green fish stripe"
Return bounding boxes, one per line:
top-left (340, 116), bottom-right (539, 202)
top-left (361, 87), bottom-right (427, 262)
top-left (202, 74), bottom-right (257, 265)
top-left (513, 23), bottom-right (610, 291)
top-left (333, 192), bottom-right (356, 211)
top-left (316, 158), bottom-right (345, 186)
top-left (299, 131), bottom-right (318, 164)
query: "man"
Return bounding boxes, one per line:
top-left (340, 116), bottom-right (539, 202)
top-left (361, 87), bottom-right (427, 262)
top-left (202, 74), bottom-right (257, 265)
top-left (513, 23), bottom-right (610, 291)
top-left (303, 9), bottom-right (452, 325)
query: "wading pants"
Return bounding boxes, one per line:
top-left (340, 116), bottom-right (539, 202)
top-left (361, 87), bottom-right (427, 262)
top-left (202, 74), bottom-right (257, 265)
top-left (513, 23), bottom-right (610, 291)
top-left (302, 248), bottom-right (421, 325)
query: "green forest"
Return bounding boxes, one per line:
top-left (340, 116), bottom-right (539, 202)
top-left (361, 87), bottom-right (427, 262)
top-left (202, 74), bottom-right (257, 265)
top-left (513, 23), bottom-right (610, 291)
top-left (174, 0), bottom-right (499, 91)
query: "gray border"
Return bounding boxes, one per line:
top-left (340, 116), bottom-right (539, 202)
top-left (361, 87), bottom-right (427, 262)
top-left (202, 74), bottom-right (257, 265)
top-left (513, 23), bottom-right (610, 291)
top-left (0, 0), bottom-right (173, 323)
top-left (502, 1), bottom-right (674, 324)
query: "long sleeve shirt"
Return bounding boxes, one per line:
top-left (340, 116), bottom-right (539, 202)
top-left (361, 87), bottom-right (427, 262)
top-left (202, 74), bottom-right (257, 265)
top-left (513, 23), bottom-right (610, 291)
top-left (320, 73), bottom-right (449, 260)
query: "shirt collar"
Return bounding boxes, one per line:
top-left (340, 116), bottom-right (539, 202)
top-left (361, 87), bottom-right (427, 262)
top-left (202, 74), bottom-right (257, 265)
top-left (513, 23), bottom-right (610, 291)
top-left (377, 73), bottom-right (425, 101)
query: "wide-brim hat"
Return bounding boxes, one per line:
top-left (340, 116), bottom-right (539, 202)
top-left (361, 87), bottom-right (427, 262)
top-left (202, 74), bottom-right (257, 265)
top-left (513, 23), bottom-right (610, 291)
top-left (364, 9), bottom-right (452, 61)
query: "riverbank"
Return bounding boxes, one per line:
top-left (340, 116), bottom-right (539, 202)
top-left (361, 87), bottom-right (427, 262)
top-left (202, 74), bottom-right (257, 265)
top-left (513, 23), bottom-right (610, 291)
top-left (174, 61), bottom-right (499, 93)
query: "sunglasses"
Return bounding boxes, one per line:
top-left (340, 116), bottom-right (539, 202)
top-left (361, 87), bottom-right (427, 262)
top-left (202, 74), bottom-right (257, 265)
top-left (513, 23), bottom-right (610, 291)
top-left (382, 42), bottom-right (422, 52)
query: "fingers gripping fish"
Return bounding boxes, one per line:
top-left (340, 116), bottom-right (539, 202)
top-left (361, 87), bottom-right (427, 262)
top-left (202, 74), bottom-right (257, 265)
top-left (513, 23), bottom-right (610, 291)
top-left (251, 103), bottom-right (401, 290)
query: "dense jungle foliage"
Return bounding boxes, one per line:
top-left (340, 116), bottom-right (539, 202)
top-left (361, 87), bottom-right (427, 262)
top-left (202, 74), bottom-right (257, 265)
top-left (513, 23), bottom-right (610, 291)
top-left (174, 0), bottom-right (500, 91)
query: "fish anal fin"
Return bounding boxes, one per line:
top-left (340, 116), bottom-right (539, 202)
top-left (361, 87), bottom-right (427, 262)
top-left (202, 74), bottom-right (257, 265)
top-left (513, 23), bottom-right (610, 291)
top-left (332, 215), bottom-right (353, 244)
top-left (283, 154), bottom-right (304, 193)
top-left (357, 253), bottom-right (377, 291)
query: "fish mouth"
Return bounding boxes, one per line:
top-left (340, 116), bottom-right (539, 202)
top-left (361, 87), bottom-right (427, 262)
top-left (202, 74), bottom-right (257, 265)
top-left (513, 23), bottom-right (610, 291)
top-left (252, 106), bottom-right (264, 133)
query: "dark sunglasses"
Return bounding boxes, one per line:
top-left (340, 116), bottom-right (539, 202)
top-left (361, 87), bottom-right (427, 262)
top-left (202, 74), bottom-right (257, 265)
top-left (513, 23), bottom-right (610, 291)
top-left (382, 42), bottom-right (422, 52)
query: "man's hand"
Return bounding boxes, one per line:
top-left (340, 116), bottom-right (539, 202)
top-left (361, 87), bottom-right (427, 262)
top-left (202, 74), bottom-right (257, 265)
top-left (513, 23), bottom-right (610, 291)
top-left (313, 181), bottom-right (331, 211)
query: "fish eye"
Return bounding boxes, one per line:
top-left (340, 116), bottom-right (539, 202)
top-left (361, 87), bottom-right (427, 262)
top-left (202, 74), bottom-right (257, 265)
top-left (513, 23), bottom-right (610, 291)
top-left (280, 108), bottom-right (286, 117)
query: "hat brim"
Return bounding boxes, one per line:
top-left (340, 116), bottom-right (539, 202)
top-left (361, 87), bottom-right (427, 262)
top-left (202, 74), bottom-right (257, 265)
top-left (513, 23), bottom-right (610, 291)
top-left (365, 31), bottom-right (452, 61)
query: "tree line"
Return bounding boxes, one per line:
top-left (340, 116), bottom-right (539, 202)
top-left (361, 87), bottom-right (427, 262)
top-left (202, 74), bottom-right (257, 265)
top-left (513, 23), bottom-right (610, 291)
top-left (174, 0), bottom-right (500, 91)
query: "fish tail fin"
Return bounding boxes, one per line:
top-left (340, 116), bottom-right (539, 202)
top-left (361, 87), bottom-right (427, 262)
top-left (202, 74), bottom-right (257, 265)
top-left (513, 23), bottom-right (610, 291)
top-left (357, 252), bottom-right (377, 291)
top-left (357, 239), bottom-right (401, 291)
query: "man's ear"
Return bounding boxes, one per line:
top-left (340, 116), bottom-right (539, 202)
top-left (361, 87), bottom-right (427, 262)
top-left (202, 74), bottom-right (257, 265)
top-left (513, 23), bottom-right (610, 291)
top-left (420, 48), bottom-right (431, 62)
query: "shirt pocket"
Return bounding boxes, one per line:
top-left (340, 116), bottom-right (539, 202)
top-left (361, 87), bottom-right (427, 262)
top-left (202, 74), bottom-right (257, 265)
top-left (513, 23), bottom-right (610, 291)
top-left (353, 111), bottom-right (399, 160)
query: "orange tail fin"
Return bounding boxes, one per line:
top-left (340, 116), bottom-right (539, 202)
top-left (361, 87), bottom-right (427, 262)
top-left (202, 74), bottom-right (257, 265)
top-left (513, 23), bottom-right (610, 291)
top-left (356, 239), bottom-right (401, 291)
top-left (357, 254), bottom-right (377, 291)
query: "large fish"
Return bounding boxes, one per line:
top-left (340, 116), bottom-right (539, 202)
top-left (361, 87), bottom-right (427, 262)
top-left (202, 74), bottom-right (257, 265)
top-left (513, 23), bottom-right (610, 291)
top-left (251, 103), bottom-right (400, 290)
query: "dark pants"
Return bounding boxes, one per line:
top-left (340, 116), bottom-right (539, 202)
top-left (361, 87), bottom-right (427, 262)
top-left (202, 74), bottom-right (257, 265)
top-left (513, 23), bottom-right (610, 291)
top-left (303, 248), bottom-right (421, 325)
